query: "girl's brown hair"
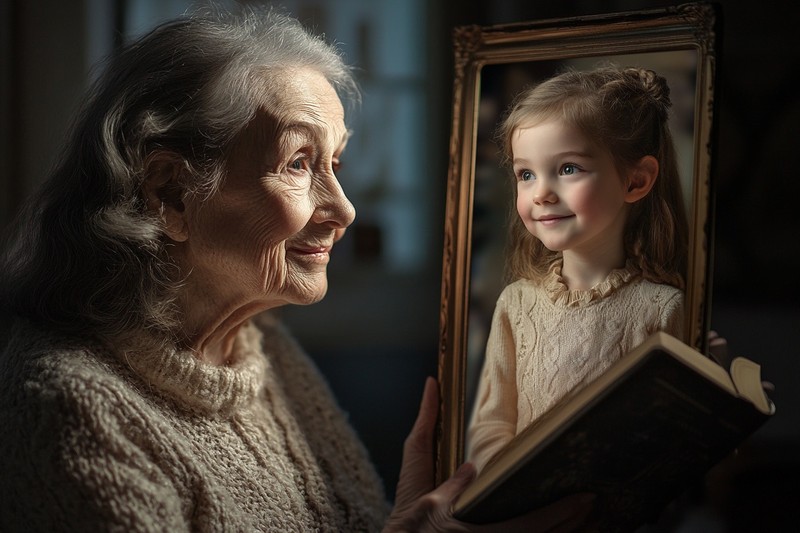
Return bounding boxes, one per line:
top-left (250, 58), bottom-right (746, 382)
top-left (498, 66), bottom-right (688, 289)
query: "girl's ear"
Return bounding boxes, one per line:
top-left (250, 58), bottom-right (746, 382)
top-left (141, 152), bottom-right (189, 242)
top-left (624, 155), bottom-right (659, 203)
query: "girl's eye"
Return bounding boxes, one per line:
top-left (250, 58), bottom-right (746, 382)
top-left (520, 170), bottom-right (534, 181)
top-left (561, 164), bottom-right (579, 176)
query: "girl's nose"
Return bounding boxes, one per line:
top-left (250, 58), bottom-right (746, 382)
top-left (532, 180), bottom-right (557, 204)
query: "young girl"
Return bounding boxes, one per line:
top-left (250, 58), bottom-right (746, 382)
top-left (467, 66), bottom-right (689, 472)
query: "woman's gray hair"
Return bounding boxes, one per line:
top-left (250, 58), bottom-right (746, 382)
top-left (0, 6), bottom-right (358, 347)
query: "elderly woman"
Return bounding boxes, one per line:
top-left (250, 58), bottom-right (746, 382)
top-left (0, 8), bottom-right (590, 532)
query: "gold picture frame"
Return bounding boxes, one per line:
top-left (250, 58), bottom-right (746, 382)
top-left (436, 3), bottom-right (719, 483)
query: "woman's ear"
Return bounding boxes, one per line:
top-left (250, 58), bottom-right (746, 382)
top-left (141, 152), bottom-right (189, 242)
top-left (624, 155), bottom-right (659, 203)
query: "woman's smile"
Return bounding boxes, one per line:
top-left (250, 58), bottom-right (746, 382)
top-left (286, 243), bottom-right (334, 264)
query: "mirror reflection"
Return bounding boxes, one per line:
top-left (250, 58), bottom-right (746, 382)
top-left (465, 50), bottom-right (697, 448)
top-left (436, 4), bottom-right (719, 483)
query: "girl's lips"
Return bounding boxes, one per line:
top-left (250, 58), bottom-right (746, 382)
top-left (535, 214), bottom-right (574, 225)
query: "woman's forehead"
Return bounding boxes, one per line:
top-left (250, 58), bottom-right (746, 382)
top-left (261, 68), bottom-right (345, 128)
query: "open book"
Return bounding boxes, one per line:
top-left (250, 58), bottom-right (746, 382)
top-left (453, 331), bottom-right (774, 531)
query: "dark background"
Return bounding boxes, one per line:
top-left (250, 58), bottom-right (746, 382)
top-left (2, 1), bottom-right (797, 530)
top-left (302, 3), bottom-right (800, 530)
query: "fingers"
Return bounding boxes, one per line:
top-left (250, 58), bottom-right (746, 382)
top-left (435, 462), bottom-right (476, 503)
top-left (386, 378), bottom-right (473, 532)
top-left (393, 377), bottom-right (440, 507)
top-left (388, 379), bottom-right (595, 533)
top-left (707, 330), bottom-right (729, 366)
top-left (406, 376), bottom-right (439, 455)
top-left (708, 330), bottom-right (727, 347)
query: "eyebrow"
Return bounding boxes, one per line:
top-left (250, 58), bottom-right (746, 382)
top-left (280, 121), bottom-right (351, 149)
top-left (513, 150), bottom-right (595, 166)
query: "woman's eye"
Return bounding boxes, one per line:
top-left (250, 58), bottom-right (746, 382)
top-left (288, 157), bottom-right (307, 172)
top-left (332, 158), bottom-right (342, 173)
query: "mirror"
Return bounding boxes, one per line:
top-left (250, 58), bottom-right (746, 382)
top-left (436, 4), bottom-right (719, 482)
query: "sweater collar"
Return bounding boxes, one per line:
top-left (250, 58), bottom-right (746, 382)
top-left (543, 258), bottom-right (638, 307)
top-left (122, 321), bottom-right (267, 416)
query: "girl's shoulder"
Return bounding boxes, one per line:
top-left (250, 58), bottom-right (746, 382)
top-left (628, 276), bottom-right (683, 301)
top-left (497, 277), bottom-right (544, 300)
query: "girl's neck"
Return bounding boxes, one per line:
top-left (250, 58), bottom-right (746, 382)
top-left (560, 246), bottom-right (627, 291)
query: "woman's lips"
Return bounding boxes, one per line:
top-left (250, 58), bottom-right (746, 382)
top-left (287, 244), bottom-right (333, 264)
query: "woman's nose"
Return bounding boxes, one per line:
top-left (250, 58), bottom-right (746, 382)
top-left (313, 175), bottom-right (356, 230)
top-left (333, 227), bottom-right (347, 242)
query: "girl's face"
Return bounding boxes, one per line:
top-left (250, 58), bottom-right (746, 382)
top-left (512, 118), bottom-right (630, 258)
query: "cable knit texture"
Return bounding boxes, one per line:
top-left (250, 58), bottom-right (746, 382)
top-left (467, 260), bottom-right (683, 472)
top-left (0, 313), bottom-right (388, 532)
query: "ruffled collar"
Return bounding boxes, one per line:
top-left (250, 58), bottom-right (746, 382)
top-left (121, 321), bottom-right (267, 417)
top-left (543, 259), bottom-right (638, 307)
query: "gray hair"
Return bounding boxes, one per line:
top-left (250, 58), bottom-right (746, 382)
top-left (0, 6), bottom-right (358, 346)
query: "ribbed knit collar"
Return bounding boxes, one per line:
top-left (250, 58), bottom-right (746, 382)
top-left (122, 321), bottom-right (267, 417)
top-left (544, 258), bottom-right (638, 307)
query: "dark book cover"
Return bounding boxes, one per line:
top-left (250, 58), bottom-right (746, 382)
top-left (454, 342), bottom-right (771, 531)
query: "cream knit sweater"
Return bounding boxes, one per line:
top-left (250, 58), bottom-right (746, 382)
top-left (0, 313), bottom-right (388, 532)
top-left (467, 261), bottom-right (683, 472)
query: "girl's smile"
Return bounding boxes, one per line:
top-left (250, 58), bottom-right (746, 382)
top-left (512, 118), bottom-right (630, 262)
top-left (535, 214), bottom-right (575, 225)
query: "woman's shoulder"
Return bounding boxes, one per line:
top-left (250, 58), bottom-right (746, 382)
top-left (0, 319), bottom-right (136, 469)
top-left (2, 317), bottom-right (103, 372)
top-left (0, 317), bottom-right (138, 416)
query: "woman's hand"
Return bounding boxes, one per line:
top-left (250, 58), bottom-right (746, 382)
top-left (708, 330), bottom-right (775, 393)
top-left (383, 377), bottom-right (594, 533)
top-left (707, 330), bottom-right (730, 366)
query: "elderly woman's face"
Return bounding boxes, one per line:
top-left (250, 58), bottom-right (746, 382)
top-left (182, 68), bottom-right (355, 310)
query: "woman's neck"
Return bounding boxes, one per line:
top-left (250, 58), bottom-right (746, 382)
top-left (176, 281), bottom-right (271, 366)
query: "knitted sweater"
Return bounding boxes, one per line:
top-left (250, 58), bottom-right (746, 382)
top-left (467, 260), bottom-right (683, 472)
top-left (0, 313), bottom-right (388, 532)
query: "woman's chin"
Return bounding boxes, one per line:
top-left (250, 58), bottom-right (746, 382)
top-left (288, 281), bottom-right (329, 306)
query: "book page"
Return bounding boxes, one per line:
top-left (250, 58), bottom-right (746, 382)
top-left (730, 357), bottom-right (773, 414)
